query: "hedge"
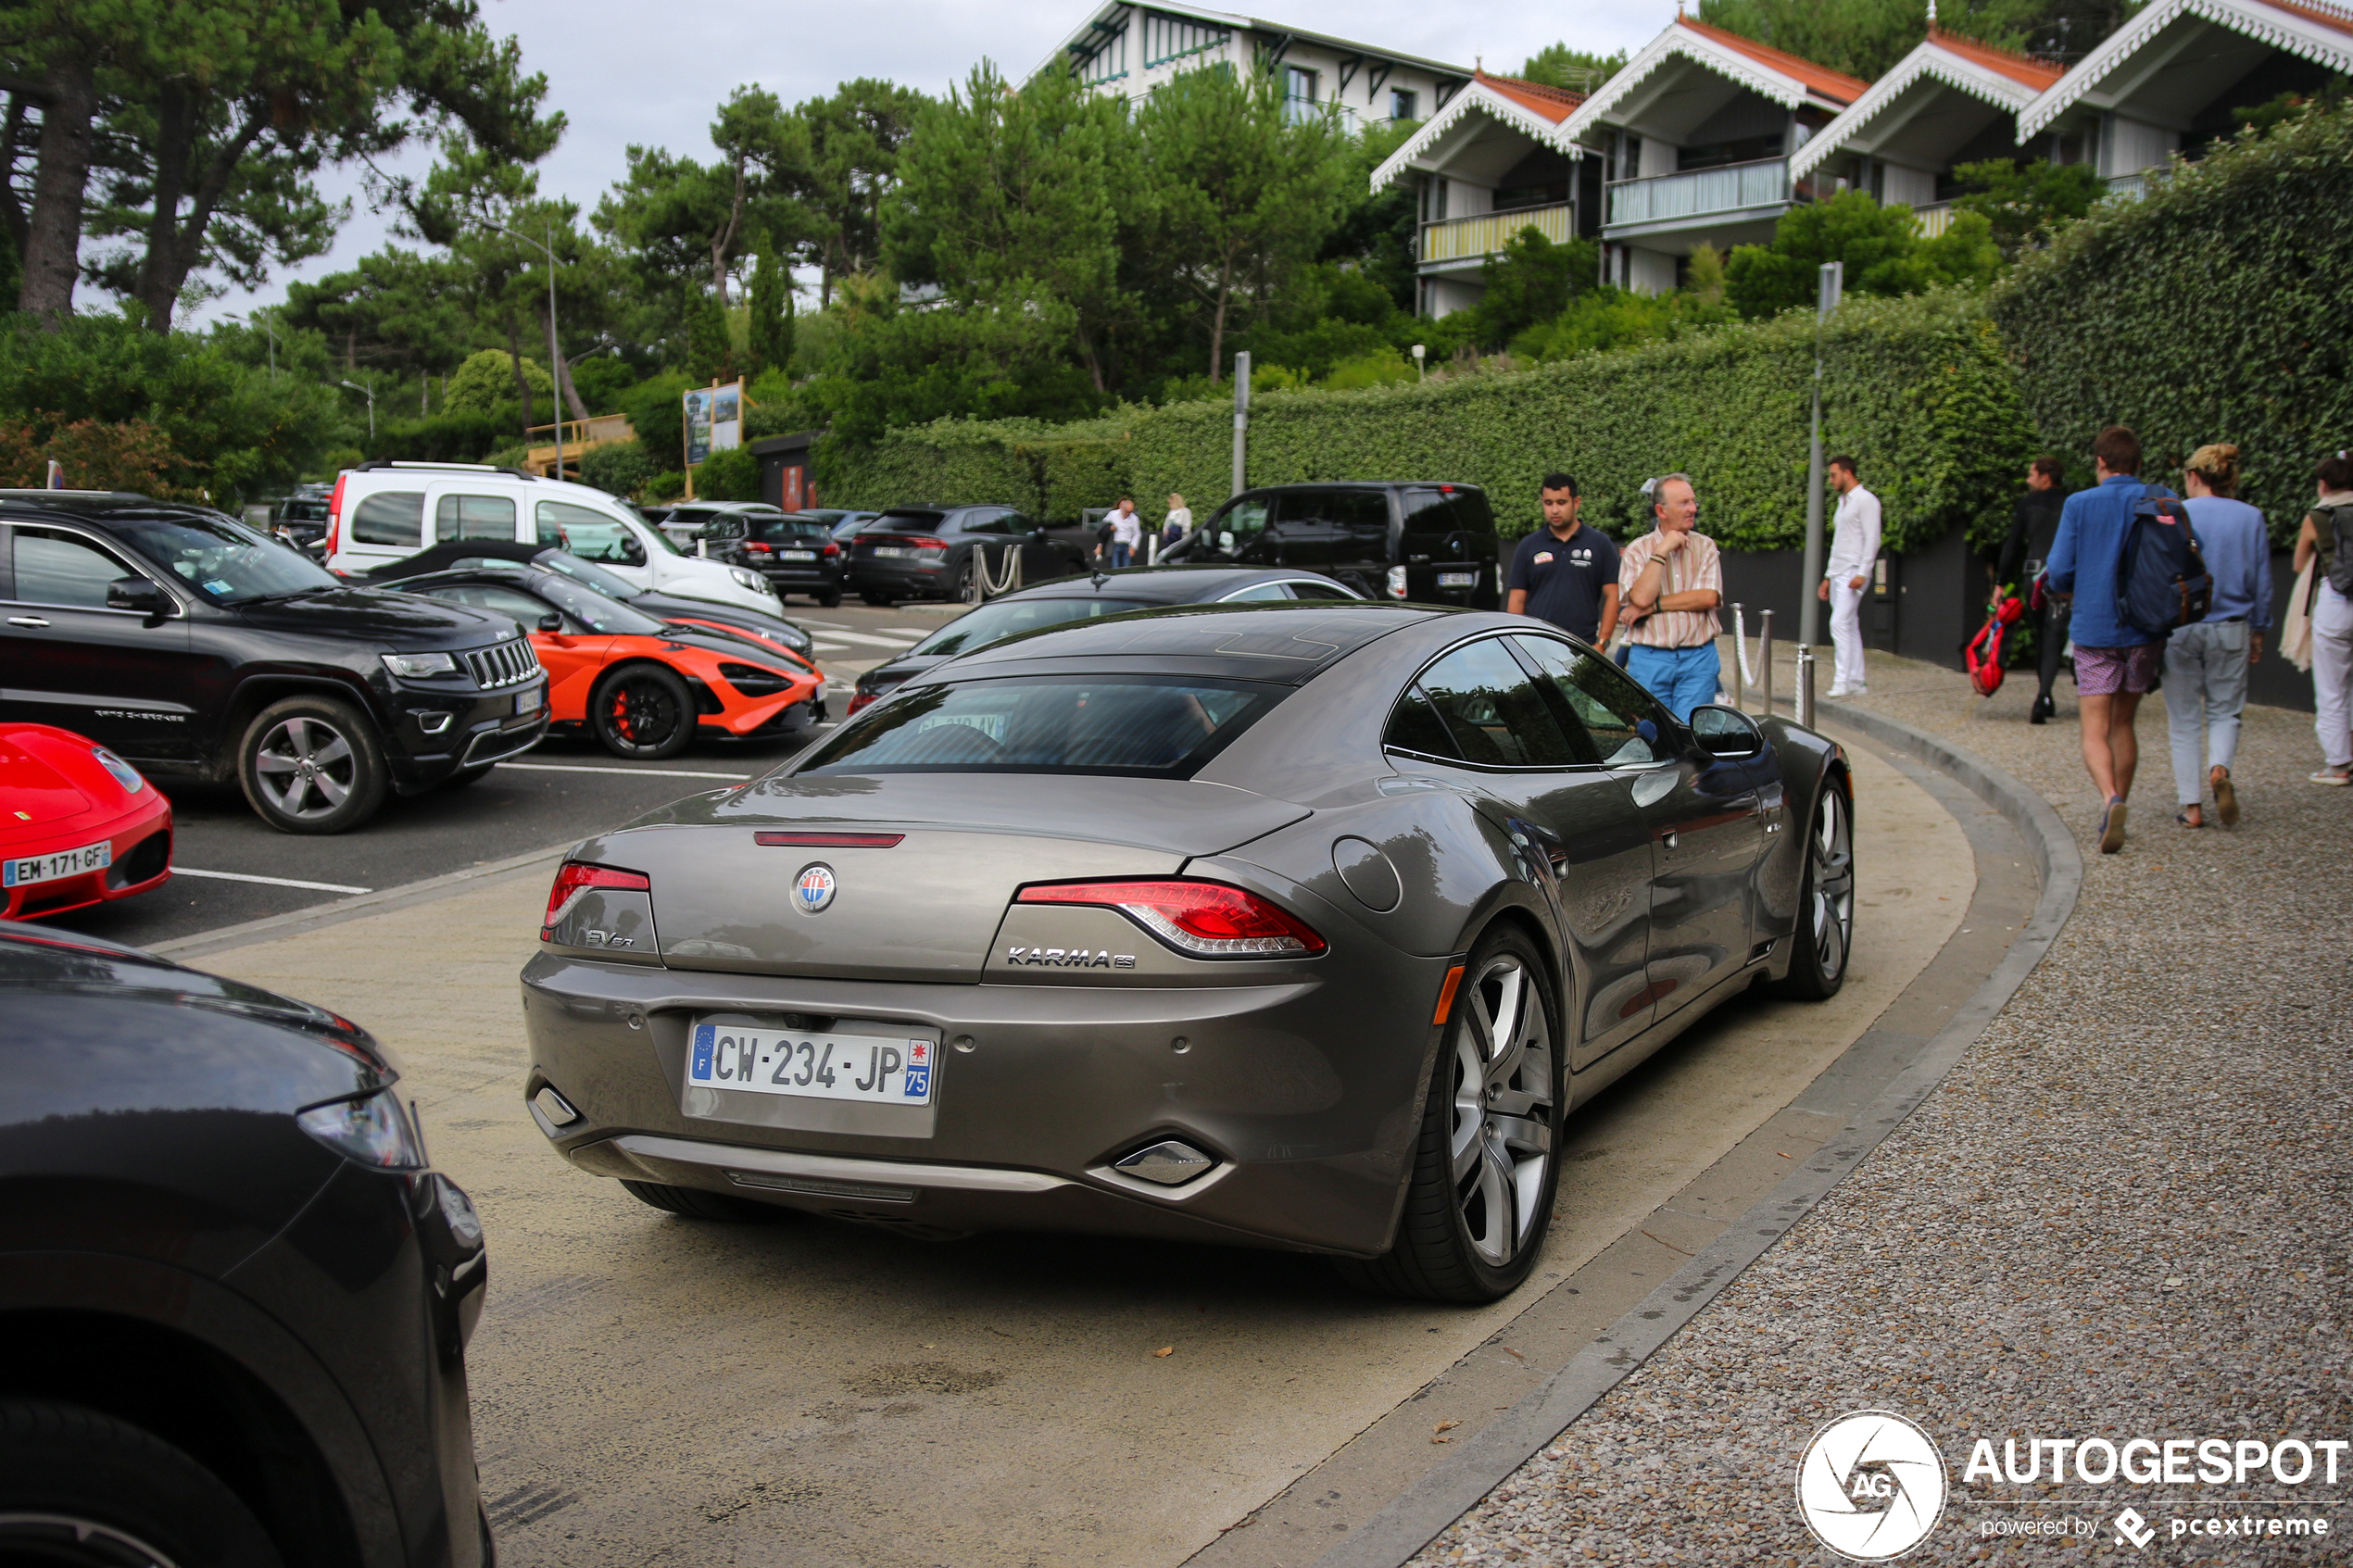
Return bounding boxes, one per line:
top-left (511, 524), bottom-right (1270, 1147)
top-left (814, 289), bottom-right (2036, 552)
top-left (1993, 104), bottom-right (2353, 543)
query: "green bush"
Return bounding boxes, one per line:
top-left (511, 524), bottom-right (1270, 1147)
top-left (366, 409), bottom-right (506, 466)
top-left (645, 469), bottom-right (686, 501)
top-left (576, 439), bottom-right (656, 497)
top-left (1991, 103), bottom-right (2353, 541)
top-left (620, 372), bottom-right (696, 470)
top-left (817, 289), bottom-right (2035, 551)
top-left (693, 445), bottom-right (761, 501)
top-left (444, 350), bottom-right (553, 417)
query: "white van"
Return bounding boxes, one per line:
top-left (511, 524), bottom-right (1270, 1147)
top-left (322, 461), bottom-right (781, 616)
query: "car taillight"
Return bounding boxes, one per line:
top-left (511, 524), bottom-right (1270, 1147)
top-left (746, 541), bottom-right (772, 554)
top-left (325, 473), bottom-right (346, 557)
top-left (1016, 880), bottom-right (1327, 958)
top-left (543, 860), bottom-right (651, 936)
top-left (822, 542), bottom-right (840, 558)
top-left (900, 536), bottom-right (949, 550)
top-left (845, 690), bottom-right (876, 716)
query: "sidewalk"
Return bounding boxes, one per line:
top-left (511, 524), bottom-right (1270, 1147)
top-left (1412, 650), bottom-right (2353, 1564)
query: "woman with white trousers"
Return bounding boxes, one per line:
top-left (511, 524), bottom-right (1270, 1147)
top-left (2295, 451), bottom-right (2353, 786)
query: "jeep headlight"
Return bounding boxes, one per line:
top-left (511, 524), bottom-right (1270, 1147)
top-left (382, 651), bottom-right (459, 678)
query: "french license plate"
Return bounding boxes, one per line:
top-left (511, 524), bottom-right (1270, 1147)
top-left (780, 549), bottom-right (816, 561)
top-left (870, 546), bottom-right (913, 559)
top-left (689, 1021), bottom-right (936, 1105)
top-left (4, 837), bottom-right (110, 888)
top-left (516, 682), bottom-right (544, 715)
top-left (1438, 571), bottom-right (1476, 587)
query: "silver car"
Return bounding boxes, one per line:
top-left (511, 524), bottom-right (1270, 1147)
top-left (520, 603), bottom-right (1854, 1301)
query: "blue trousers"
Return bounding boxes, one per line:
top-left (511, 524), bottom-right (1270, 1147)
top-left (1108, 542), bottom-right (1132, 569)
top-left (1627, 643), bottom-right (1720, 721)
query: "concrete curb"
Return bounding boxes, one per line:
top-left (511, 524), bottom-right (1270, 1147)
top-left (1307, 703), bottom-right (2085, 1568)
top-left (149, 840), bottom-right (576, 963)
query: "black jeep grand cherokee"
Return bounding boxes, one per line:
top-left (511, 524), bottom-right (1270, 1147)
top-left (0, 493), bottom-right (547, 834)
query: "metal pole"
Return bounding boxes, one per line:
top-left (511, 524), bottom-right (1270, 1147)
top-left (1758, 608), bottom-right (1775, 716)
top-left (546, 224), bottom-right (564, 483)
top-left (1231, 352), bottom-right (1251, 499)
top-left (1798, 260), bottom-right (1842, 649)
top-left (1795, 646), bottom-right (1818, 728)
top-left (1729, 602), bottom-right (1745, 711)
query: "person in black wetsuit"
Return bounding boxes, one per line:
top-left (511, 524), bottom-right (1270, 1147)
top-left (1999, 457), bottom-right (2071, 723)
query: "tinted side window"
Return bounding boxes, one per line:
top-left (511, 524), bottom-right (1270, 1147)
top-left (426, 583), bottom-right (558, 630)
top-left (1415, 638), bottom-right (1582, 767)
top-left (13, 528), bottom-right (136, 608)
top-left (1384, 684), bottom-right (1460, 759)
top-left (1511, 634), bottom-right (1662, 766)
top-left (350, 490), bottom-right (425, 547)
top-left (1288, 580), bottom-right (1355, 600)
top-left (1210, 498), bottom-right (1269, 556)
top-left (436, 494), bottom-right (518, 543)
top-left (960, 510), bottom-right (1014, 536)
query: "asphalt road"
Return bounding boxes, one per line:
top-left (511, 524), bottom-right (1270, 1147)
top-left (44, 600), bottom-right (961, 950)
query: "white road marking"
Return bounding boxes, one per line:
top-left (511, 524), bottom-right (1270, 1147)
top-left (794, 623), bottom-right (933, 648)
top-left (811, 642), bottom-right (853, 653)
top-left (496, 762), bottom-right (751, 780)
top-left (175, 867), bottom-right (373, 895)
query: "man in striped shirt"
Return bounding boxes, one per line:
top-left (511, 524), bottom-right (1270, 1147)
top-left (1617, 473), bottom-right (1724, 721)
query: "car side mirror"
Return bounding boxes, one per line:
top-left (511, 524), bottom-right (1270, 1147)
top-left (623, 538), bottom-right (646, 566)
top-left (106, 576), bottom-right (167, 616)
top-left (536, 612), bottom-right (564, 633)
top-left (1688, 705), bottom-right (1765, 758)
top-left (1031, 527), bottom-right (1048, 543)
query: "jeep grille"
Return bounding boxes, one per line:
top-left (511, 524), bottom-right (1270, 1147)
top-left (464, 637), bottom-right (542, 688)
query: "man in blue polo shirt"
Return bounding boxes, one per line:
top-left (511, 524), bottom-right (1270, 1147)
top-left (1507, 472), bottom-right (1620, 646)
top-left (2045, 424), bottom-right (2176, 856)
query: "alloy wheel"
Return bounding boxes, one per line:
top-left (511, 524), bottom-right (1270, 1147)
top-left (1448, 954), bottom-right (1556, 1266)
top-left (605, 674), bottom-right (684, 750)
top-left (251, 714), bottom-right (358, 822)
top-left (1807, 787), bottom-right (1856, 985)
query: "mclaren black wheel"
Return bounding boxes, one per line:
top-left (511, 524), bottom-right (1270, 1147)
top-left (589, 665), bottom-right (695, 760)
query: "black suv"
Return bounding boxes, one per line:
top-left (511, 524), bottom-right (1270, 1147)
top-left (0, 493), bottom-right (548, 834)
top-left (845, 505), bottom-right (1094, 606)
top-left (1166, 482), bottom-right (1501, 608)
top-left (692, 508), bottom-right (847, 607)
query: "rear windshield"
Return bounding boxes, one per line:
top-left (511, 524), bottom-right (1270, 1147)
top-left (863, 511), bottom-right (944, 533)
top-left (910, 596), bottom-right (1153, 658)
top-left (797, 675), bottom-right (1282, 778)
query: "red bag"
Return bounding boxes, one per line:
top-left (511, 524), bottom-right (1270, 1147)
top-left (1966, 594), bottom-right (2025, 697)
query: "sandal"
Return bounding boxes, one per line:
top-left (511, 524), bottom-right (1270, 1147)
top-left (2212, 768), bottom-right (2238, 826)
top-left (2098, 797), bottom-right (2129, 854)
top-left (2176, 809), bottom-right (2203, 828)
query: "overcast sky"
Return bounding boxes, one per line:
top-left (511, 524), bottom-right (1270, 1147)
top-left (188, 0), bottom-right (1671, 330)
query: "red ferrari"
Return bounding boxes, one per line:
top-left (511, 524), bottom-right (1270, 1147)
top-left (1, 723), bottom-right (174, 922)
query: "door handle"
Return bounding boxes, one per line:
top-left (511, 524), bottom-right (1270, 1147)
top-left (1662, 831), bottom-right (1680, 851)
top-left (7, 615), bottom-right (51, 628)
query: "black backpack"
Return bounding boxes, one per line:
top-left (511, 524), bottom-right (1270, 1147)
top-left (2116, 487), bottom-right (2213, 638)
top-left (2322, 502), bottom-right (2353, 597)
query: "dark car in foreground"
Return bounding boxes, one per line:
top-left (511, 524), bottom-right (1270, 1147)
top-left (0, 922), bottom-right (490, 1566)
top-left (521, 602), bottom-right (1852, 1303)
top-left (846, 564), bottom-right (1363, 717)
top-left (844, 505), bottom-right (1094, 606)
top-left (1165, 482), bottom-right (1502, 608)
top-left (0, 493), bottom-right (547, 834)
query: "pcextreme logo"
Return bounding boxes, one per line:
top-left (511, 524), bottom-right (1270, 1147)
top-left (1796, 1411), bottom-right (1950, 1561)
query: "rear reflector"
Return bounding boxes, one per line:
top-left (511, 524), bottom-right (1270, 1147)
top-left (1016, 879), bottom-right (1327, 958)
top-left (543, 860), bottom-right (651, 936)
top-left (754, 832), bottom-right (904, 848)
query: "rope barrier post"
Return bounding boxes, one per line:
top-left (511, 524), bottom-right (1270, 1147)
top-left (1758, 608), bottom-right (1775, 717)
top-left (1729, 603), bottom-right (1745, 711)
top-left (1795, 646), bottom-right (1818, 729)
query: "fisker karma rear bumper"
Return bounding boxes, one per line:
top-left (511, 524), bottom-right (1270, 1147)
top-left (518, 948), bottom-right (1452, 1256)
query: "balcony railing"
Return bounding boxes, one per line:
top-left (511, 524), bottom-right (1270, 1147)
top-left (1420, 201), bottom-right (1574, 265)
top-left (1913, 201), bottom-right (1955, 238)
top-left (524, 412), bottom-right (635, 449)
top-left (1606, 157), bottom-right (1789, 230)
top-left (2104, 172), bottom-right (2148, 201)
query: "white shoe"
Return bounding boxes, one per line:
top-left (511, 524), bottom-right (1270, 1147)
top-left (1826, 684), bottom-right (1852, 698)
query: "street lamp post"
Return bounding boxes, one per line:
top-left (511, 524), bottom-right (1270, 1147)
top-left (497, 222), bottom-right (567, 481)
top-left (338, 379), bottom-right (375, 440)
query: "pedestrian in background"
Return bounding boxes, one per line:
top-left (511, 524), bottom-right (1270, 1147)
top-left (1618, 474), bottom-right (1723, 721)
top-left (1506, 471), bottom-right (1620, 646)
top-left (2003, 458), bottom-right (2072, 724)
top-left (2165, 444), bottom-right (2271, 827)
top-left (2293, 450), bottom-right (2353, 784)
top-left (1161, 494), bottom-right (1192, 556)
top-left (2045, 424), bottom-right (2175, 854)
top-left (1818, 455), bottom-right (1879, 697)
top-left (1106, 495), bottom-right (1141, 569)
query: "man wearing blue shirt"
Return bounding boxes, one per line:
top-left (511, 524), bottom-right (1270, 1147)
top-left (2045, 425), bottom-right (2176, 855)
top-left (1506, 472), bottom-right (1621, 645)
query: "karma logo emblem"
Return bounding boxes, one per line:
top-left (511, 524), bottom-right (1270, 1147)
top-left (1796, 1411), bottom-right (1949, 1561)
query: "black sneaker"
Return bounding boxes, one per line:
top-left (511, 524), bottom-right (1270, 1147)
top-left (2029, 694), bottom-right (2054, 725)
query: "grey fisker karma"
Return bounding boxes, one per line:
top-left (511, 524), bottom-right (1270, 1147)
top-left (521, 603), bottom-right (1854, 1302)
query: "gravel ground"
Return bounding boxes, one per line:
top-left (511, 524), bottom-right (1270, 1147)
top-left (1408, 647), bottom-right (2353, 1566)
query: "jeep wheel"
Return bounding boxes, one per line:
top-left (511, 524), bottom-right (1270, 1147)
top-left (237, 695), bottom-right (389, 834)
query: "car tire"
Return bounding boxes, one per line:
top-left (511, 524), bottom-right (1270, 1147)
top-left (621, 1179), bottom-right (783, 1222)
top-left (817, 589), bottom-right (842, 608)
top-left (236, 694), bottom-right (390, 835)
top-left (1334, 924), bottom-right (1564, 1304)
top-left (589, 665), bottom-right (696, 760)
top-left (861, 590), bottom-right (895, 608)
top-left (0, 1397), bottom-right (286, 1568)
top-left (1769, 776), bottom-right (1854, 1001)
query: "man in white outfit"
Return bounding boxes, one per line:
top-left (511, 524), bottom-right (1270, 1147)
top-left (1818, 455), bottom-right (1881, 696)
